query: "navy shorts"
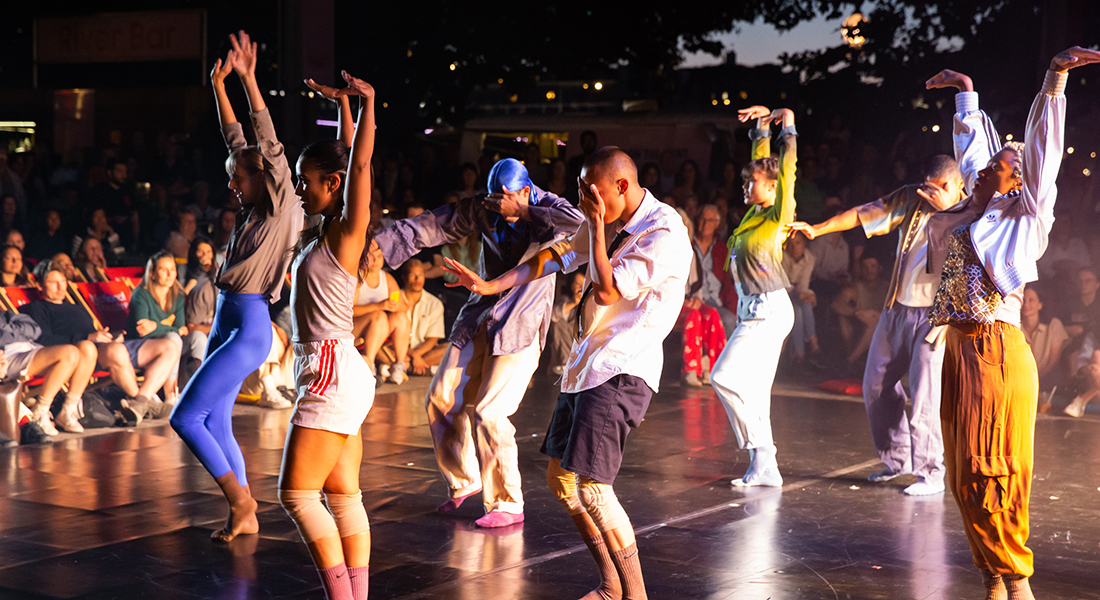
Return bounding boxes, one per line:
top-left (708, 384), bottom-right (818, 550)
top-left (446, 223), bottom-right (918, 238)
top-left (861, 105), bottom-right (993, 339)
top-left (540, 374), bottom-right (653, 485)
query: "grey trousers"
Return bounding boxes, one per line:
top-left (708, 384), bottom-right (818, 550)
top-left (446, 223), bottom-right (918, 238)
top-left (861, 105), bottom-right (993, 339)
top-left (862, 305), bottom-right (945, 482)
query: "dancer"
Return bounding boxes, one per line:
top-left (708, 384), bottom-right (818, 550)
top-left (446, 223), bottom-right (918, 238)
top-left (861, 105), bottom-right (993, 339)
top-left (925, 47), bottom-right (1100, 599)
top-left (277, 70), bottom-right (375, 600)
top-left (444, 146), bottom-right (692, 600)
top-left (169, 31), bottom-right (305, 543)
top-left (709, 105), bottom-right (797, 487)
top-left (374, 157), bottom-right (583, 527)
top-left (789, 154), bottom-right (966, 496)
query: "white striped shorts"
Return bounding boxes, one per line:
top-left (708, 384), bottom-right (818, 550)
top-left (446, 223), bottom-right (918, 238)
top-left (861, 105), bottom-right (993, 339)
top-left (291, 338), bottom-right (376, 435)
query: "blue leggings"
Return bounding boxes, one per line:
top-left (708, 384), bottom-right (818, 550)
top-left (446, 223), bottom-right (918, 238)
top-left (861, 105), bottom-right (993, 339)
top-left (170, 292), bottom-right (273, 487)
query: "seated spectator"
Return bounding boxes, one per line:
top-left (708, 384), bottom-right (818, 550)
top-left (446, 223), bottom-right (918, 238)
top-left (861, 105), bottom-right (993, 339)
top-left (49, 252), bottom-right (80, 283)
top-left (669, 159), bottom-right (706, 206)
top-left (181, 237), bottom-right (218, 384)
top-left (128, 251), bottom-right (188, 407)
top-left (379, 259), bottom-right (446, 376)
top-left (809, 224), bottom-right (850, 288)
top-left (1064, 347), bottom-right (1100, 418)
top-left (165, 209), bottom-right (197, 259)
top-left (87, 158), bottom-right (139, 251)
top-left (545, 158), bottom-right (569, 198)
top-left (0, 245), bottom-right (35, 287)
top-left (71, 208), bottom-right (123, 265)
top-left (0, 194), bottom-right (21, 240)
top-left (212, 207), bottom-right (237, 264)
top-left (25, 261), bottom-right (176, 425)
top-left (1021, 287), bottom-right (1068, 402)
top-left (0, 307), bottom-right (89, 436)
top-left (184, 181), bottom-right (220, 229)
top-left (353, 239), bottom-right (410, 384)
top-left (455, 162), bottom-right (483, 199)
top-left (825, 255), bottom-right (888, 373)
top-left (679, 205), bottom-right (730, 386)
top-left (690, 204), bottom-right (736, 333)
top-left (26, 210), bottom-right (67, 260)
top-left (440, 234), bottom-right (481, 332)
top-left (1059, 268), bottom-right (1100, 355)
top-left (547, 271), bottom-right (584, 375)
top-left (782, 232), bottom-right (819, 363)
top-left (238, 321), bottom-right (295, 409)
top-left (73, 238), bottom-right (111, 283)
top-left (6, 229), bottom-right (24, 251)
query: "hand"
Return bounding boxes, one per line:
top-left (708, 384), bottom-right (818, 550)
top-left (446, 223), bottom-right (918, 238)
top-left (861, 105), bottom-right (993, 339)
top-left (337, 70), bottom-right (375, 99)
top-left (800, 290), bottom-right (817, 306)
top-left (210, 51), bottom-right (235, 87)
top-left (579, 184), bottom-right (606, 225)
top-left (304, 78), bottom-right (350, 102)
top-left (925, 69), bottom-right (973, 92)
top-left (683, 298), bottom-right (702, 310)
top-left (0, 350), bottom-right (7, 376)
top-left (228, 31), bottom-right (258, 79)
top-left (380, 299), bottom-right (398, 312)
top-left (482, 185), bottom-right (527, 219)
top-left (916, 182), bottom-right (958, 211)
top-left (1051, 46), bottom-right (1100, 72)
top-left (443, 257), bottom-right (495, 295)
top-left (88, 329), bottom-right (114, 344)
top-left (136, 319), bottom-right (157, 337)
top-left (737, 105), bottom-right (771, 123)
top-left (179, 326), bottom-right (189, 337)
top-left (770, 108), bottom-right (795, 128)
top-left (1066, 324), bottom-right (1084, 338)
top-left (410, 355), bottom-right (429, 376)
top-left (788, 221), bottom-right (818, 240)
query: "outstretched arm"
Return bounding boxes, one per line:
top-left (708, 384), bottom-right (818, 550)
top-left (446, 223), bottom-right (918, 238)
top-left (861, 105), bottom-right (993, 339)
top-left (444, 237), bottom-right (574, 296)
top-left (306, 78), bottom-right (355, 148)
top-left (329, 71), bottom-right (376, 274)
top-left (790, 208), bottom-right (861, 240)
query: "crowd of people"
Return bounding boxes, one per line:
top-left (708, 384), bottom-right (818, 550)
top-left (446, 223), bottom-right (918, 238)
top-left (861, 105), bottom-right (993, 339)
top-left (1, 27), bottom-right (1098, 599)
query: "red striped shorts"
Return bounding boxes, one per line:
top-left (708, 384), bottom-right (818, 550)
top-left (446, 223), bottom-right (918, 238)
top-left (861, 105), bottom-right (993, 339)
top-left (291, 338), bottom-right (376, 435)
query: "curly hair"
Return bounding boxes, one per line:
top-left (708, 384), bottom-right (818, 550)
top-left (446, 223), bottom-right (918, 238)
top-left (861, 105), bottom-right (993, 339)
top-left (1002, 141), bottom-right (1026, 181)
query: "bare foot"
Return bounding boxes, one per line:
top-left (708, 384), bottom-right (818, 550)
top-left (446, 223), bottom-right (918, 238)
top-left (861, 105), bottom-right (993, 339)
top-left (212, 497), bottom-right (259, 543)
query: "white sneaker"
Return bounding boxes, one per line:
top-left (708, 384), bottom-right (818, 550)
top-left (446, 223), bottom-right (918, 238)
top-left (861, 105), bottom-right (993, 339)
top-left (430, 365), bottom-right (438, 375)
top-left (389, 362), bottom-right (408, 385)
top-left (258, 388), bottom-right (293, 409)
top-left (1064, 397), bottom-right (1087, 418)
top-left (54, 403), bottom-right (84, 433)
top-left (32, 402), bottom-right (59, 436)
top-left (683, 372), bottom-right (703, 387)
top-left (903, 479), bottom-right (945, 496)
top-left (379, 364), bottom-right (391, 380)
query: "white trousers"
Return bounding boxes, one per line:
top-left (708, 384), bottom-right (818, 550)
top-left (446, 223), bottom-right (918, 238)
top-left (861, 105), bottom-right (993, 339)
top-left (711, 289), bottom-right (794, 449)
top-left (426, 326), bottom-right (541, 514)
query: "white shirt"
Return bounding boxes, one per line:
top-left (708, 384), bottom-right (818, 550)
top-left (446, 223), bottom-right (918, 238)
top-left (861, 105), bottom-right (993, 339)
top-left (556, 191), bottom-right (693, 394)
top-left (809, 233), bottom-right (849, 281)
top-left (407, 289), bottom-right (445, 348)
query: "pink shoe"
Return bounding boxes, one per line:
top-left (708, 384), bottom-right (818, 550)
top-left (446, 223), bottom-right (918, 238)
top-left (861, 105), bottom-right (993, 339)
top-left (475, 511), bottom-right (524, 528)
top-left (436, 487), bottom-right (482, 513)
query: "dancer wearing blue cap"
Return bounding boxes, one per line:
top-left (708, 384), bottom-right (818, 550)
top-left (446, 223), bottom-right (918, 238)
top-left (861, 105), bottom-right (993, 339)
top-left (375, 157), bottom-right (583, 527)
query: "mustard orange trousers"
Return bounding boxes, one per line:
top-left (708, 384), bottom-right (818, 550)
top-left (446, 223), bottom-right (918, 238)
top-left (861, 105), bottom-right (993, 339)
top-left (941, 322), bottom-right (1036, 576)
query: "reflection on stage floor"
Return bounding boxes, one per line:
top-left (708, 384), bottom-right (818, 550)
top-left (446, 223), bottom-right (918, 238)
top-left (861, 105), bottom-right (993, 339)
top-left (1, 374), bottom-right (1097, 599)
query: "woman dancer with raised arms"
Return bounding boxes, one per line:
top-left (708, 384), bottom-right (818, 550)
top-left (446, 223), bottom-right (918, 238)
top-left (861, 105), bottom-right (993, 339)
top-left (170, 31), bottom-right (303, 543)
top-left (277, 70), bottom-right (376, 600)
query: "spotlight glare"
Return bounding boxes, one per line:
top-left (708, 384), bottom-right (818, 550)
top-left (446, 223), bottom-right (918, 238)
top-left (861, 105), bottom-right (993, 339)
top-left (931, 124), bottom-right (940, 132)
top-left (594, 82), bottom-right (603, 90)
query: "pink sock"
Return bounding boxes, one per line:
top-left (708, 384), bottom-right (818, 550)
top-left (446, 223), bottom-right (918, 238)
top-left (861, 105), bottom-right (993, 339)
top-left (475, 510), bottom-right (524, 528)
top-left (436, 487), bottom-right (481, 513)
top-left (318, 562), bottom-right (354, 600)
top-left (348, 565), bottom-right (368, 600)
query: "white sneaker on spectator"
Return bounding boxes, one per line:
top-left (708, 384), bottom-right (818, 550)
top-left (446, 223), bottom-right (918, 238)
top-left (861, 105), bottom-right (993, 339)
top-left (379, 364), bottom-right (391, 380)
top-left (31, 402), bottom-right (59, 436)
top-left (258, 387), bottom-right (293, 409)
top-left (390, 362), bottom-right (408, 385)
top-left (54, 403), bottom-right (84, 433)
top-left (683, 372), bottom-right (703, 387)
top-left (1063, 396), bottom-right (1087, 418)
top-left (903, 478), bottom-right (945, 496)
top-left (430, 365), bottom-right (438, 375)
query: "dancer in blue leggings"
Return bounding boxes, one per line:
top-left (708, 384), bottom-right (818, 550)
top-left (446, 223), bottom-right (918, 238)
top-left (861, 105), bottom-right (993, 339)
top-left (170, 31), bottom-right (308, 542)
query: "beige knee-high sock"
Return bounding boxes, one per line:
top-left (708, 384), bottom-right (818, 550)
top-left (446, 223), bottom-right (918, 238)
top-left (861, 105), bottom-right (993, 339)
top-left (983, 570), bottom-right (1006, 600)
top-left (610, 543), bottom-right (647, 600)
top-left (580, 535), bottom-right (621, 600)
top-left (1003, 575), bottom-right (1034, 600)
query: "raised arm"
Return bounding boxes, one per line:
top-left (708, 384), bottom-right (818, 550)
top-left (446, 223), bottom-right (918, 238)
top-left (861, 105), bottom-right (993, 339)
top-left (927, 69), bottom-right (996, 194)
top-left (306, 78), bottom-right (356, 148)
top-left (1020, 47), bottom-right (1100, 219)
top-left (773, 109), bottom-right (798, 226)
top-left (738, 106), bottom-right (772, 160)
top-left (328, 71), bottom-right (376, 274)
top-left (228, 31), bottom-right (267, 115)
top-left (210, 50), bottom-right (247, 152)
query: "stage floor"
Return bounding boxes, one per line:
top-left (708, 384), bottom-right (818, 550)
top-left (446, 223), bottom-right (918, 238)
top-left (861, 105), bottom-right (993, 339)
top-left (1, 374), bottom-right (1098, 599)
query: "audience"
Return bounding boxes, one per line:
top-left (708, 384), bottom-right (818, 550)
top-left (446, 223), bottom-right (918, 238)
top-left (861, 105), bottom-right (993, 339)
top-left (782, 232), bottom-right (819, 364)
top-left (1021, 287), bottom-right (1067, 406)
top-left (547, 271), bottom-right (584, 375)
top-left (126, 251), bottom-right (187, 412)
top-left (182, 237), bottom-right (219, 383)
top-left (354, 239), bottom-right (410, 384)
top-left (0, 245), bottom-right (34, 287)
top-left (380, 259), bottom-right (446, 376)
top-left (165, 209), bottom-right (197, 259)
top-left (71, 208), bottom-right (124, 265)
top-left (26, 210), bottom-right (66, 260)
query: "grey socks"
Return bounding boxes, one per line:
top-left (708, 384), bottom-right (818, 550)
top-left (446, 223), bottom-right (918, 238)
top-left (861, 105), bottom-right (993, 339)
top-left (610, 543), bottom-right (647, 600)
top-left (581, 535), bottom-right (622, 599)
